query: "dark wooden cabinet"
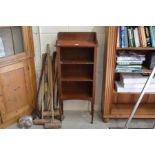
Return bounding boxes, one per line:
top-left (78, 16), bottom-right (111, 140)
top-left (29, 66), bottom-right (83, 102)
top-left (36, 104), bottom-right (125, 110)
top-left (0, 27), bottom-right (36, 128)
top-left (102, 26), bottom-right (155, 122)
top-left (56, 32), bottom-right (97, 123)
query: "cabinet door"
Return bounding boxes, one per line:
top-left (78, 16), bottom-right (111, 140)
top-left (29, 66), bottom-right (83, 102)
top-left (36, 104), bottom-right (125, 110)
top-left (0, 61), bottom-right (32, 122)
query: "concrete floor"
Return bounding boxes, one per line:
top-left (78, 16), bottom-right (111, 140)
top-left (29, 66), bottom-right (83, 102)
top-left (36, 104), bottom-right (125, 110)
top-left (7, 111), bottom-right (155, 129)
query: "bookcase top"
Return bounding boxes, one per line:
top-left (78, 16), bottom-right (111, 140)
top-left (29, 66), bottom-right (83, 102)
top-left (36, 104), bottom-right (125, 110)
top-left (56, 32), bottom-right (97, 47)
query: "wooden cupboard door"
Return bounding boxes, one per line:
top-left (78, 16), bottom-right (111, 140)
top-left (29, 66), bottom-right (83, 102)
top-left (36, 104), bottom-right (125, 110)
top-left (0, 61), bottom-right (32, 122)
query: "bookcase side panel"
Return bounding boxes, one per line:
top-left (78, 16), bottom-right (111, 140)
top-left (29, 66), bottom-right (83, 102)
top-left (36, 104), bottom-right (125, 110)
top-left (102, 27), bottom-right (117, 119)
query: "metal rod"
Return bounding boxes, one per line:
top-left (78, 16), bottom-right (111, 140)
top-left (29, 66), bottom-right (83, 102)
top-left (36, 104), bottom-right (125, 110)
top-left (125, 67), bottom-right (155, 129)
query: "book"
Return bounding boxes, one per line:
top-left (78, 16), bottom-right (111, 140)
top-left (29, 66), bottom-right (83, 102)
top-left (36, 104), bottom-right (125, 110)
top-left (138, 27), bottom-right (143, 47)
top-left (144, 26), bottom-right (151, 47)
top-left (123, 83), bottom-right (155, 88)
top-left (117, 60), bottom-right (143, 65)
top-left (116, 65), bottom-right (142, 68)
top-left (115, 68), bottom-right (143, 73)
top-left (115, 81), bottom-right (155, 93)
top-left (125, 27), bottom-right (128, 47)
top-left (117, 51), bottom-right (145, 61)
top-left (149, 26), bottom-right (155, 47)
top-left (152, 26), bottom-right (155, 46)
top-left (120, 73), bottom-right (155, 84)
top-left (120, 26), bottom-right (126, 48)
top-left (133, 27), bottom-right (140, 47)
top-left (127, 26), bottom-right (134, 47)
top-left (139, 26), bottom-right (147, 47)
top-left (119, 27), bottom-right (122, 48)
top-left (117, 28), bottom-right (120, 48)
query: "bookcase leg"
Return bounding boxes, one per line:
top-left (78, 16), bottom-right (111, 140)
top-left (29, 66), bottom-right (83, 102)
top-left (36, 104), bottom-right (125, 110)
top-left (59, 99), bottom-right (63, 121)
top-left (91, 101), bottom-right (94, 124)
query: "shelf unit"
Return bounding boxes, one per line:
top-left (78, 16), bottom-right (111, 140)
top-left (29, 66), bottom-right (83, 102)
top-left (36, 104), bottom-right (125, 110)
top-left (102, 26), bottom-right (155, 122)
top-left (56, 32), bottom-right (97, 123)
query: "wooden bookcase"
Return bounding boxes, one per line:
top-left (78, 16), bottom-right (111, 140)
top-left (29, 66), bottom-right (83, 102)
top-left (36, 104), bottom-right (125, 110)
top-left (102, 26), bottom-right (155, 122)
top-left (56, 32), bottom-right (97, 123)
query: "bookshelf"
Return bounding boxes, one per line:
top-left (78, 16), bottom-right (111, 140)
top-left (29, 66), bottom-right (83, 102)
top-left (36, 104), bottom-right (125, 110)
top-left (102, 26), bottom-right (155, 122)
top-left (56, 32), bottom-right (97, 123)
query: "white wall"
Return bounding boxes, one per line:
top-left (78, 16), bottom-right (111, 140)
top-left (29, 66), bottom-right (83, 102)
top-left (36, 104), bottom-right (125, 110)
top-left (33, 26), bottom-right (105, 111)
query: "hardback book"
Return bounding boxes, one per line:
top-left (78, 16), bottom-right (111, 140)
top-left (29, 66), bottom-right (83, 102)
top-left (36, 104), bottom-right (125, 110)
top-left (139, 26), bottom-right (147, 47)
top-left (116, 65), bottom-right (142, 68)
top-left (152, 26), bottom-right (155, 45)
top-left (117, 27), bottom-right (120, 48)
top-left (138, 27), bottom-right (143, 47)
top-left (133, 27), bottom-right (140, 47)
top-left (149, 26), bottom-right (155, 47)
top-left (144, 26), bottom-right (151, 47)
top-left (115, 68), bottom-right (143, 72)
top-left (120, 26), bottom-right (126, 48)
top-left (117, 60), bottom-right (143, 65)
top-left (120, 73), bottom-right (155, 84)
top-left (127, 26), bottom-right (134, 47)
top-left (125, 27), bottom-right (128, 47)
top-left (115, 81), bottom-right (155, 93)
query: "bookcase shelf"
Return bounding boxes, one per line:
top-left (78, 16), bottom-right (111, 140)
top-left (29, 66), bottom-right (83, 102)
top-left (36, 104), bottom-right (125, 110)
top-left (102, 27), bottom-right (155, 122)
top-left (57, 32), bottom-right (97, 123)
top-left (61, 64), bottom-right (93, 81)
top-left (110, 103), bottom-right (155, 118)
top-left (116, 47), bottom-right (155, 51)
top-left (113, 89), bottom-right (155, 95)
top-left (60, 61), bottom-right (94, 64)
top-left (62, 81), bottom-right (93, 100)
top-left (61, 75), bottom-right (93, 81)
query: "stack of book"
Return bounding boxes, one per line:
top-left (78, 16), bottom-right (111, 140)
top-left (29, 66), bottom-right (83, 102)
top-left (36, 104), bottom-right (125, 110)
top-left (115, 73), bottom-right (155, 92)
top-left (117, 26), bottom-right (155, 48)
top-left (115, 51), bottom-right (145, 72)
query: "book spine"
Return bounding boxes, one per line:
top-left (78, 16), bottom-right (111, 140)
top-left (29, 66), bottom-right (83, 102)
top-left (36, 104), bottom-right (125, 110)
top-left (123, 83), bottom-right (155, 89)
top-left (120, 26), bottom-right (126, 48)
top-left (144, 26), bottom-right (151, 47)
top-left (138, 27), bottom-right (143, 47)
top-left (127, 27), bottom-right (134, 47)
top-left (141, 26), bottom-right (147, 47)
top-left (117, 56), bottom-right (145, 61)
top-left (125, 27), bottom-right (128, 47)
top-left (117, 61), bottom-right (143, 65)
top-left (152, 26), bottom-right (155, 46)
top-left (116, 65), bottom-right (142, 68)
top-left (150, 26), bottom-right (155, 47)
top-left (133, 27), bottom-right (140, 47)
top-left (117, 27), bottom-right (120, 47)
top-left (119, 27), bottom-right (122, 47)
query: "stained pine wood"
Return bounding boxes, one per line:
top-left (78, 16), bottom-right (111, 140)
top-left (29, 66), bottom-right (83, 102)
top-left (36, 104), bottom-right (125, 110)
top-left (102, 26), bottom-right (155, 121)
top-left (0, 26), bottom-right (36, 128)
top-left (56, 32), bottom-right (97, 123)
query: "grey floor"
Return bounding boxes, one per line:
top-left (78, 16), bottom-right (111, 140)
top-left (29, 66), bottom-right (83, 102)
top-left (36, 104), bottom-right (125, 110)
top-left (7, 111), bottom-right (155, 129)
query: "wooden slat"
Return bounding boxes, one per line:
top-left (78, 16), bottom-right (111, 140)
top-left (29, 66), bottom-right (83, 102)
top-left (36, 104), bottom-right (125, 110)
top-left (102, 27), bottom-right (117, 116)
top-left (111, 103), bottom-right (155, 116)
